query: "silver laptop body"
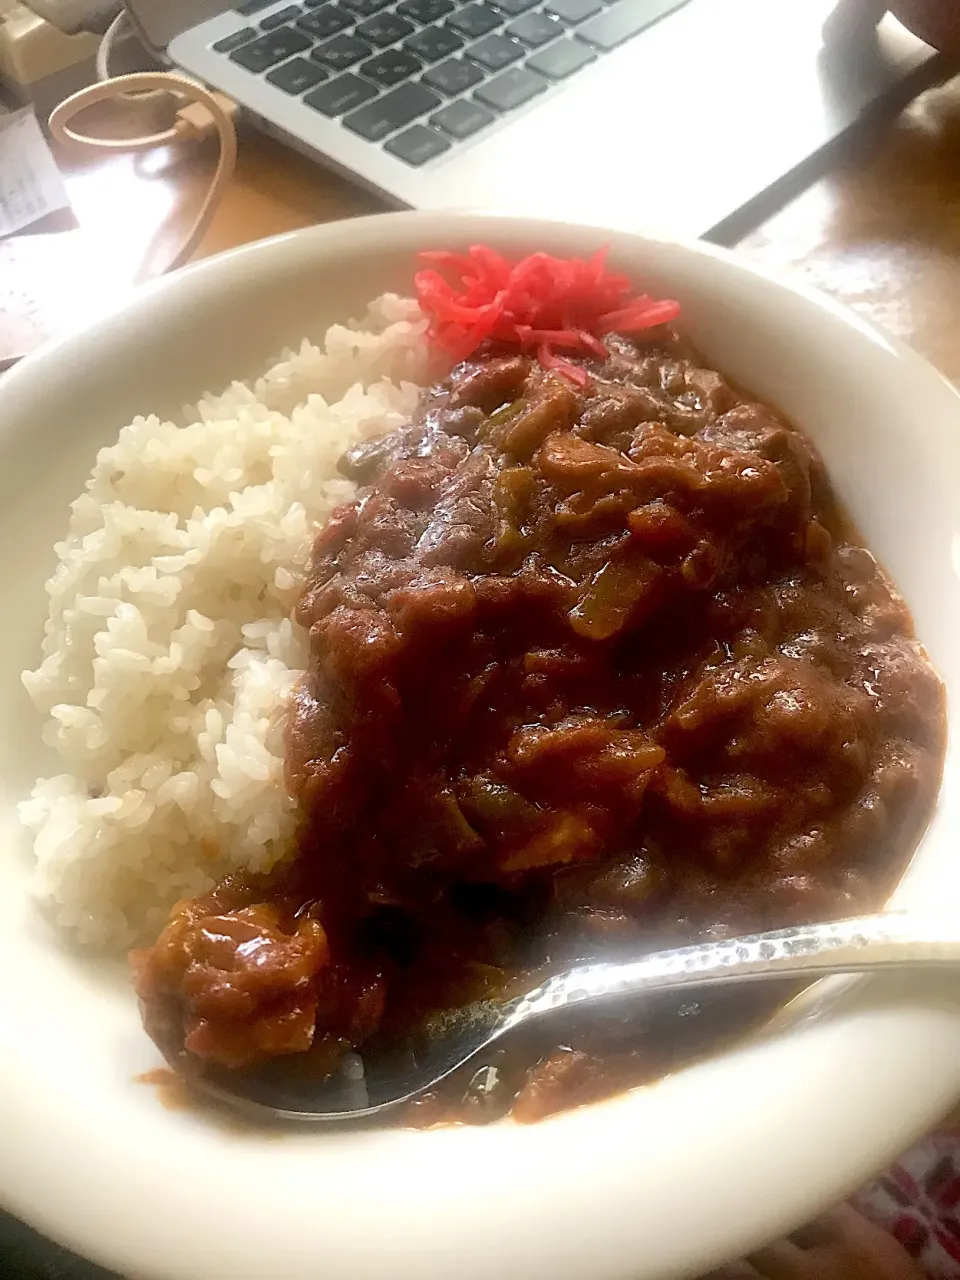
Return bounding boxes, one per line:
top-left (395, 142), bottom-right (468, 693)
top-left (131, 0), bottom-right (940, 240)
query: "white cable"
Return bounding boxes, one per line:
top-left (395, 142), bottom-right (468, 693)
top-left (46, 0), bottom-right (239, 274)
top-left (93, 5), bottom-right (171, 126)
top-left (94, 5), bottom-right (127, 81)
top-left (49, 71), bottom-right (239, 273)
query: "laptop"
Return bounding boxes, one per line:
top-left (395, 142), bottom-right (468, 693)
top-left (129, 0), bottom-right (942, 240)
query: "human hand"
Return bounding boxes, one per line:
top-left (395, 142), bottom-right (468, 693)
top-left (827, 0), bottom-right (960, 52)
top-left (890, 0), bottom-right (960, 50)
top-left (701, 1204), bottom-right (925, 1280)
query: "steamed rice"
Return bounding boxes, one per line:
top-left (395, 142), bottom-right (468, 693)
top-left (20, 295), bottom-right (431, 949)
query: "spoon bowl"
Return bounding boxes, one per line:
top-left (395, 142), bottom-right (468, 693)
top-left (189, 911), bottom-right (960, 1122)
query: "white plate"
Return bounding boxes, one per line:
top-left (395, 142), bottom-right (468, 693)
top-left (1, 213), bottom-right (959, 1280)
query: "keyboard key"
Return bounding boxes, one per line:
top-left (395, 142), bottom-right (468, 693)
top-left (545, 0), bottom-right (601, 20)
top-left (467, 32), bottom-right (523, 69)
top-left (340, 0), bottom-right (393, 15)
top-left (527, 35), bottom-right (594, 76)
top-left (230, 26), bottom-right (311, 70)
top-left (421, 56), bottom-right (484, 94)
top-left (404, 25), bottom-right (463, 61)
top-left (266, 54), bottom-right (330, 89)
top-left (343, 81), bottom-right (441, 138)
top-left (397, 0), bottom-right (454, 20)
top-left (304, 72), bottom-right (379, 114)
top-left (576, 0), bottom-right (686, 47)
top-left (236, 0), bottom-right (275, 13)
top-left (506, 11), bottom-right (562, 43)
top-left (261, 5), bottom-right (302, 28)
top-left (361, 48), bottom-right (423, 85)
top-left (213, 26), bottom-right (257, 51)
top-left (356, 12), bottom-right (415, 44)
top-left (490, 0), bottom-right (538, 15)
top-left (385, 124), bottom-right (451, 165)
top-left (313, 34), bottom-right (373, 68)
top-left (297, 4), bottom-right (352, 36)
top-left (446, 3), bottom-right (501, 37)
top-left (474, 64), bottom-right (546, 111)
top-left (431, 97), bottom-right (494, 138)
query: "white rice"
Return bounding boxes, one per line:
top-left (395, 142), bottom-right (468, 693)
top-left (19, 295), bottom-right (431, 949)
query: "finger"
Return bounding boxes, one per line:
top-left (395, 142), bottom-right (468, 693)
top-left (747, 1239), bottom-right (811, 1279)
top-left (887, 0), bottom-right (960, 55)
top-left (699, 1264), bottom-right (762, 1280)
top-left (789, 1214), bottom-right (841, 1250)
top-left (823, 1205), bottom-right (926, 1279)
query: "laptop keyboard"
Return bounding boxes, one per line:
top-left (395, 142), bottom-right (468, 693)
top-left (213, 0), bottom-right (688, 166)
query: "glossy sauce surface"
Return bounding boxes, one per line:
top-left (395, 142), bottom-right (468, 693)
top-left (134, 332), bottom-right (945, 1122)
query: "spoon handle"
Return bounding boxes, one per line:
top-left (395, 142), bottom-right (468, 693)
top-left (506, 912), bottom-right (960, 1028)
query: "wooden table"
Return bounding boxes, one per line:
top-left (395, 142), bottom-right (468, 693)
top-left (742, 73), bottom-right (960, 385)
top-left (8, 69), bottom-right (960, 381)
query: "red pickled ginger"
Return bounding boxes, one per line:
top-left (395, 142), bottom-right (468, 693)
top-left (414, 244), bottom-right (681, 388)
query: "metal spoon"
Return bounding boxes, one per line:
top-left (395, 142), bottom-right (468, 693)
top-left (193, 911), bottom-right (960, 1122)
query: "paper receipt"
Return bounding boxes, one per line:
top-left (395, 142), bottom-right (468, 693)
top-left (0, 106), bottom-right (70, 237)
